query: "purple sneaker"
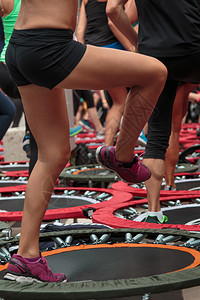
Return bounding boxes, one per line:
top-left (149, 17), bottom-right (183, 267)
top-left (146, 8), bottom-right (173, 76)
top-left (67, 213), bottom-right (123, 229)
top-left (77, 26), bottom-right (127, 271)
top-left (4, 253), bottom-right (67, 283)
top-left (96, 146), bottom-right (151, 183)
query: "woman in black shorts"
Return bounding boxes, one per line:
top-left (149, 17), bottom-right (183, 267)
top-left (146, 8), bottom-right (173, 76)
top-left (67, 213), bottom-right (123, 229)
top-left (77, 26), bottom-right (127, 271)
top-left (4, 0), bottom-right (167, 283)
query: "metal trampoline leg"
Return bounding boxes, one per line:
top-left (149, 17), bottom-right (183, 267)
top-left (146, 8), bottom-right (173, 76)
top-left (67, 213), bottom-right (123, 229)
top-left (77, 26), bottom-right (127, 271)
top-left (88, 180), bottom-right (93, 188)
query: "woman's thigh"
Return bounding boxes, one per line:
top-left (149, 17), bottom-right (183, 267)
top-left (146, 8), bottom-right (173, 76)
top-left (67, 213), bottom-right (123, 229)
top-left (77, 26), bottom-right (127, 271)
top-left (18, 85), bottom-right (70, 160)
top-left (57, 45), bottom-right (165, 91)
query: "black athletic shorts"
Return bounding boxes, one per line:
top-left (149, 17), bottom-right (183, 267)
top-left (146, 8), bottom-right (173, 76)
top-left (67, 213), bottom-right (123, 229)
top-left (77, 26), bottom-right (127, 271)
top-left (5, 28), bottom-right (87, 90)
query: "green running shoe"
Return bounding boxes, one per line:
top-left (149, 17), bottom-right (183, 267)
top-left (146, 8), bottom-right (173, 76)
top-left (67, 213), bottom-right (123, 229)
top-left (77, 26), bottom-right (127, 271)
top-left (145, 215), bottom-right (168, 224)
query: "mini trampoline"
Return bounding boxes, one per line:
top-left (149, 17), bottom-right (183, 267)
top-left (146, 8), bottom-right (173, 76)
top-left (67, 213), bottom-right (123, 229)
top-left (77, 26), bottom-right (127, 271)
top-left (0, 180), bottom-right (27, 188)
top-left (0, 162), bottom-right (29, 172)
top-left (59, 164), bottom-right (118, 187)
top-left (77, 132), bottom-right (96, 138)
top-left (175, 162), bottom-right (199, 174)
top-left (0, 187), bottom-right (133, 221)
top-left (0, 221), bottom-right (12, 240)
top-left (75, 136), bottom-right (104, 144)
top-left (0, 228), bottom-right (200, 299)
top-left (179, 144), bottom-right (200, 165)
top-left (111, 181), bottom-right (200, 197)
top-left (161, 178), bottom-right (200, 191)
top-left (1, 170), bottom-right (29, 179)
top-left (0, 182), bottom-right (28, 199)
top-left (92, 193), bottom-right (200, 231)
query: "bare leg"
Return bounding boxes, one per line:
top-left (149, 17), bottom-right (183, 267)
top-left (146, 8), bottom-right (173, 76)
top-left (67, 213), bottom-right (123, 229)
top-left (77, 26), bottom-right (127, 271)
top-left (115, 87), bottom-right (158, 162)
top-left (165, 83), bottom-right (198, 188)
top-left (165, 131), bottom-right (180, 188)
top-left (143, 158), bottom-right (165, 211)
top-left (58, 45), bottom-right (167, 161)
top-left (87, 107), bottom-right (104, 132)
top-left (105, 87), bottom-right (127, 146)
top-left (17, 86), bottom-right (70, 258)
top-left (74, 104), bottom-right (83, 126)
top-left (19, 45), bottom-right (167, 258)
top-left (143, 123), bottom-right (148, 136)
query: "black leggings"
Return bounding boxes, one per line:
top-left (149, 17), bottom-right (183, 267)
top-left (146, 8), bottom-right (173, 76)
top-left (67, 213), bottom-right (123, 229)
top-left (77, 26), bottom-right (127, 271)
top-left (144, 52), bottom-right (200, 160)
top-left (0, 62), bottom-right (20, 99)
top-left (73, 89), bottom-right (95, 115)
top-left (25, 119), bottom-right (38, 175)
top-left (0, 91), bottom-right (16, 140)
top-left (0, 62), bottom-right (23, 127)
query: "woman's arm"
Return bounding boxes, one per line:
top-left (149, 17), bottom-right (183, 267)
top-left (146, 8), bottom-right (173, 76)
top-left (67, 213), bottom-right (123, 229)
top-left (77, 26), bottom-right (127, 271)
top-left (107, 16), bottom-right (136, 51)
top-left (76, 0), bottom-right (88, 44)
top-left (0, 0), bottom-right (14, 18)
top-left (125, 0), bottom-right (137, 25)
top-left (106, 0), bottom-right (138, 49)
top-left (99, 90), bottom-right (110, 109)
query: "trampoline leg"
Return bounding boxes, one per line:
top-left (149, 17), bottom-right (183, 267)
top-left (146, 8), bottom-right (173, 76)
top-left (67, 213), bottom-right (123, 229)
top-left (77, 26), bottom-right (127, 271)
top-left (142, 294), bottom-right (151, 300)
top-left (101, 182), bottom-right (105, 188)
top-left (88, 180), bottom-right (93, 188)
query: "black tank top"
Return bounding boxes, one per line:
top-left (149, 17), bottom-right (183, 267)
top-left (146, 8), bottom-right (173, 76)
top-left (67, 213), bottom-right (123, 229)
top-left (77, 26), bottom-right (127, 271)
top-left (135, 0), bottom-right (200, 57)
top-left (84, 0), bottom-right (118, 46)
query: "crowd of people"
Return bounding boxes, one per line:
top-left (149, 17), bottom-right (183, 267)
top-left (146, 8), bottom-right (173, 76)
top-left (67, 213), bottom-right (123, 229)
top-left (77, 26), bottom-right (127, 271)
top-left (0, 0), bottom-right (199, 285)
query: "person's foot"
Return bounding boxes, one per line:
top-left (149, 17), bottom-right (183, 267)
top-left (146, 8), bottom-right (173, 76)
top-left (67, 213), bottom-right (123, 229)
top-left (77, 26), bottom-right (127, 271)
top-left (96, 146), bottom-right (151, 183)
top-left (79, 119), bottom-right (94, 132)
top-left (137, 130), bottom-right (147, 147)
top-left (70, 125), bottom-right (82, 137)
top-left (96, 128), bottom-right (105, 140)
top-left (22, 132), bottom-right (31, 158)
top-left (4, 253), bottom-right (67, 283)
top-left (144, 215), bottom-right (168, 224)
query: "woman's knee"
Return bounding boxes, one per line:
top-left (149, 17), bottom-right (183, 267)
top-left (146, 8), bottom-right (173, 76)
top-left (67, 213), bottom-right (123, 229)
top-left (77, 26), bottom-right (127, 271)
top-left (151, 60), bottom-right (168, 91)
top-left (54, 146), bottom-right (71, 169)
top-left (40, 144), bottom-right (71, 171)
top-left (136, 57), bottom-right (167, 99)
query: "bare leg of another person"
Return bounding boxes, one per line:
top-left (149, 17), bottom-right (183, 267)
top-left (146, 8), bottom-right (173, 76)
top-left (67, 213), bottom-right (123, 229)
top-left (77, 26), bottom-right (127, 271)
top-left (105, 87), bottom-right (127, 146)
top-left (74, 104), bottom-right (83, 126)
top-left (165, 83), bottom-right (198, 190)
top-left (87, 106), bottom-right (104, 133)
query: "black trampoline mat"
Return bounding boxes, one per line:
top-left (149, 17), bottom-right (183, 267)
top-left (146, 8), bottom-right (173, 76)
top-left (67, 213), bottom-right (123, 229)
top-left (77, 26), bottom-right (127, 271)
top-left (161, 179), bottom-right (200, 190)
top-left (60, 168), bottom-right (115, 180)
top-left (175, 163), bottom-right (198, 173)
top-left (0, 166), bottom-right (28, 171)
top-left (73, 169), bottom-right (113, 177)
top-left (41, 244), bottom-right (198, 282)
top-left (175, 180), bottom-right (200, 190)
top-left (163, 205), bottom-right (200, 224)
top-left (48, 197), bottom-right (95, 209)
top-left (0, 196), bottom-right (95, 212)
top-left (0, 181), bottom-right (26, 187)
